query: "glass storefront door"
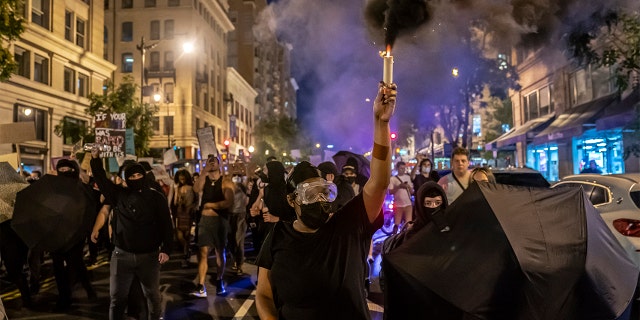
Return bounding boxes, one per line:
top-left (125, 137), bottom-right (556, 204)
top-left (573, 131), bottom-right (624, 174)
top-left (526, 144), bottom-right (559, 182)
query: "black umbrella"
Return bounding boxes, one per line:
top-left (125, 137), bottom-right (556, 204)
top-left (11, 174), bottom-right (95, 252)
top-left (383, 182), bottom-right (638, 320)
top-left (332, 150), bottom-right (370, 178)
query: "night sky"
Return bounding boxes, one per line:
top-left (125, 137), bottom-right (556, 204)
top-left (261, 0), bottom-right (639, 153)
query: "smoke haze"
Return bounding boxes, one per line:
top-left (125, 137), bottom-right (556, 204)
top-left (258, 0), bottom-right (640, 154)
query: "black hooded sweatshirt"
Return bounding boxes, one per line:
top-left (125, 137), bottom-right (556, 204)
top-left (90, 158), bottom-right (173, 254)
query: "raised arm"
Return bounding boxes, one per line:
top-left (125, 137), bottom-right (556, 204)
top-left (90, 149), bottom-right (118, 206)
top-left (363, 83), bottom-right (397, 223)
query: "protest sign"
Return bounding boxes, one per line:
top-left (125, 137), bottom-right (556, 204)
top-left (196, 126), bottom-right (218, 159)
top-left (94, 113), bottom-right (127, 158)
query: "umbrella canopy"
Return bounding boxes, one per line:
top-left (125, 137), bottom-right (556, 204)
top-left (384, 182), bottom-right (638, 320)
top-left (11, 174), bottom-right (96, 252)
top-left (332, 150), bottom-right (370, 178)
top-left (0, 162), bottom-right (29, 223)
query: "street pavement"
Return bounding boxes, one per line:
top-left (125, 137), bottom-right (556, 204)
top-left (1, 231), bottom-right (390, 320)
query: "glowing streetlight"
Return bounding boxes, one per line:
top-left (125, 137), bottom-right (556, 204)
top-left (248, 145), bottom-right (255, 153)
top-left (182, 42), bottom-right (194, 54)
top-left (452, 67), bottom-right (459, 78)
top-left (315, 143), bottom-right (321, 148)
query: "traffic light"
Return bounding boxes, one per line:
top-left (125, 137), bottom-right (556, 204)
top-left (390, 132), bottom-right (397, 140)
top-left (223, 139), bottom-right (230, 152)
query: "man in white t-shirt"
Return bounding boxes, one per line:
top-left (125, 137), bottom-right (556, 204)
top-left (438, 147), bottom-right (471, 204)
top-left (388, 161), bottom-right (413, 234)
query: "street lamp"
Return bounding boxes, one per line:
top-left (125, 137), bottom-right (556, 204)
top-left (136, 36), bottom-right (158, 104)
top-left (153, 92), bottom-right (172, 150)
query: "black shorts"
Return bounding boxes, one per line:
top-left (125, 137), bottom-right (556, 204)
top-left (196, 215), bottom-right (228, 251)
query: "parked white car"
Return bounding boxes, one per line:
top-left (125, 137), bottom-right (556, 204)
top-left (552, 174), bottom-right (640, 267)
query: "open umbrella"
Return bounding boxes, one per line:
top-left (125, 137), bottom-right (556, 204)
top-left (0, 162), bottom-right (29, 223)
top-left (332, 150), bottom-right (370, 178)
top-left (383, 182), bottom-right (638, 320)
top-left (11, 174), bottom-right (95, 252)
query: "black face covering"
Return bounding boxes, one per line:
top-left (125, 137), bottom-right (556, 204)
top-left (126, 178), bottom-right (145, 191)
top-left (345, 176), bottom-right (356, 184)
top-left (58, 170), bottom-right (77, 179)
top-left (299, 202), bottom-right (333, 229)
top-left (423, 207), bottom-right (441, 216)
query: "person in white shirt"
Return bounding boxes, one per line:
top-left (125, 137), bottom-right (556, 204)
top-left (388, 161), bottom-right (414, 234)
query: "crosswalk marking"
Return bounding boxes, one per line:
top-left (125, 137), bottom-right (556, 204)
top-left (233, 290), bottom-right (256, 318)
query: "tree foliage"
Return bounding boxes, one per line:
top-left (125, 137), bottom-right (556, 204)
top-left (54, 76), bottom-right (158, 157)
top-left (252, 115), bottom-right (312, 164)
top-left (0, 0), bottom-right (25, 81)
top-left (566, 12), bottom-right (640, 159)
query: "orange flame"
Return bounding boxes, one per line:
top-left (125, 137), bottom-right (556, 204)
top-left (386, 44), bottom-right (392, 57)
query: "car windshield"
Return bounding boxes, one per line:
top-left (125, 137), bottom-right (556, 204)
top-left (631, 191), bottom-right (640, 209)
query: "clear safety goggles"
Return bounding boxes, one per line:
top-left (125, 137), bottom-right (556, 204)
top-left (294, 180), bottom-right (338, 205)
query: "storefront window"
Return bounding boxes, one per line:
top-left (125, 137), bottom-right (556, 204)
top-left (573, 132), bottom-right (624, 174)
top-left (526, 144), bottom-right (559, 182)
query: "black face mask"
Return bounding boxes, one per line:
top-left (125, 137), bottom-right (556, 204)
top-left (57, 170), bottom-right (77, 179)
top-left (423, 207), bottom-right (441, 216)
top-left (299, 202), bottom-right (333, 229)
top-left (126, 178), bottom-right (145, 191)
top-left (345, 176), bottom-right (356, 184)
top-left (257, 172), bottom-right (269, 183)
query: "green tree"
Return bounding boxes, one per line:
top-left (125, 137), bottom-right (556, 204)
top-left (252, 115), bottom-right (312, 164)
top-left (0, 0), bottom-right (25, 81)
top-left (481, 98), bottom-right (513, 160)
top-left (567, 12), bottom-right (640, 158)
top-left (54, 76), bottom-right (158, 157)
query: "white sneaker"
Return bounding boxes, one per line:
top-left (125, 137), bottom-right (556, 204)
top-left (189, 284), bottom-right (207, 298)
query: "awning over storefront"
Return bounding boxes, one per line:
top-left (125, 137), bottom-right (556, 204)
top-left (485, 114), bottom-right (555, 151)
top-left (533, 94), bottom-right (618, 144)
top-left (596, 90), bottom-right (639, 131)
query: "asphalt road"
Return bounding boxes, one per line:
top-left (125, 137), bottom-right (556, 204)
top-left (1, 232), bottom-right (389, 320)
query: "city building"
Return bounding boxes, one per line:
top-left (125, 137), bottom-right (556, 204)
top-left (105, 0), bottom-right (256, 168)
top-left (0, 0), bottom-right (116, 173)
top-left (228, 0), bottom-right (297, 121)
top-left (487, 46), bottom-right (639, 181)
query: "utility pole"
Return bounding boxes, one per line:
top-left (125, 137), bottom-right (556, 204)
top-left (136, 36), bottom-right (158, 104)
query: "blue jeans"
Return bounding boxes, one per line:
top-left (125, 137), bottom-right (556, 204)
top-left (109, 247), bottom-right (161, 320)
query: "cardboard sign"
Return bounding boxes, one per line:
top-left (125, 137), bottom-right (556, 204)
top-left (0, 122), bottom-right (36, 144)
top-left (0, 153), bottom-right (19, 170)
top-left (95, 128), bottom-right (126, 158)
top-left (94, 113), bottom-right (127, 158)
top-left (196, 126), bottom-right (218, 159)
top-left (163, 149), bottom-right (178, 165)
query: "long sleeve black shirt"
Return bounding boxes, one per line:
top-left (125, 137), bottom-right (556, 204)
top-left (90, 158), bottom-right (173, 255)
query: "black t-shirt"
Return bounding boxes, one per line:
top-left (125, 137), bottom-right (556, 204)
top-left (257, 193), bottom-right (383, 320)
top-left (201, 175), bottom-right (229, 218)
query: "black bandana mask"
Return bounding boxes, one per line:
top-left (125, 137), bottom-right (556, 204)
top-left (345, 176), bottom-right (356, 184)
top-left (126, 178), bottom-right (145, 191)
top-left (424, 207), bottom-right (441, 216)
top-left (57, 170), bottom-right (77, 179)
top-left (299, 202), bottom-right (333, 229)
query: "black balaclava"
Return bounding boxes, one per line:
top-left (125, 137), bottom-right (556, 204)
top-left (124, 163), bottom-right (146, 191)
top-left (415, 181), bottom-right (448, 225)
top-left (56, 159), bottom-right (80, 179)
top-left (317, 161), bottom-right (338, 180)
